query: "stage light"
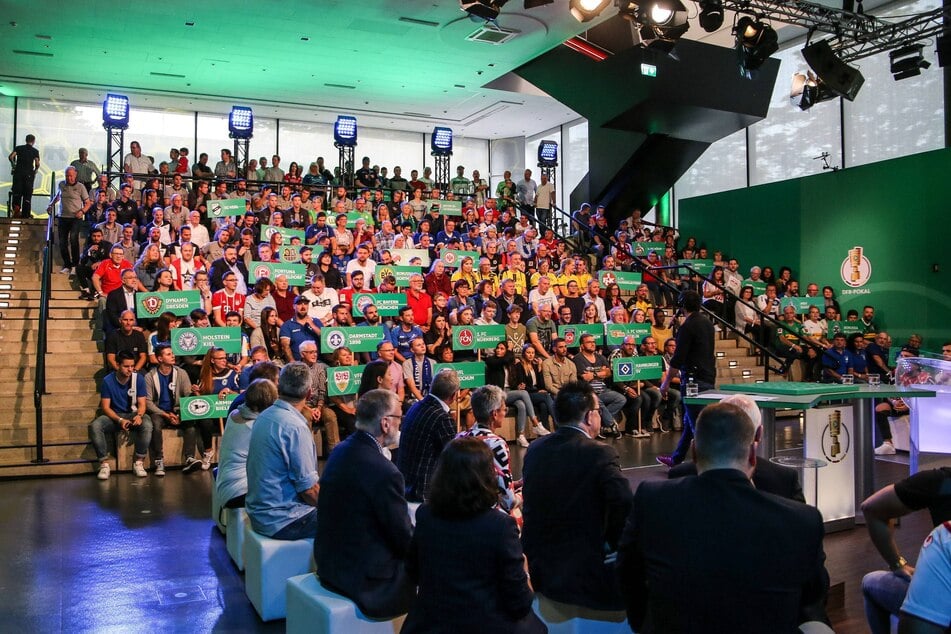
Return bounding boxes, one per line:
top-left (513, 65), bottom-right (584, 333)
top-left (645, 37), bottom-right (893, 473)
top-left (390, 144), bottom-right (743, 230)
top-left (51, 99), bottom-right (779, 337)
top-left (698, 0), bottom-right (724, 32)
top-left (790, 71), bottom-right (836, 110)
top-left (624, 0), bottom-right (689, 51)
top-left (460, 0), bottom-right (508, 21)
top-left (537, 140), bottom-right (558, 167)
top-left (735, 16), bottom-right (777, 79)
top-left (333, 115), bottom-right (358, 147)
top-left (228, 106), bottom-right (254, 139)
top-left (890, 44), bottom-right (930, 80)
top-left (102, 94), bottom-right (130, 129)
top-left (569, 0), bottom-right (611, 22)
top-left (431, 127), bottom-right (453, 155)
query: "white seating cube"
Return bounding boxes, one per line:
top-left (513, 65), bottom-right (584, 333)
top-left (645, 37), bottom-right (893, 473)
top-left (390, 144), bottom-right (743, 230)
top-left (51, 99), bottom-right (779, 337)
top-left (211, 474), bottom-right (226, 535)
top-left (286, 573), bottom-right (404, 634)
top-left (243, 523), bottom-right (314, 621)
top-left (225, 507), bottom-right (248, 571)
top-left (533, 594), bottom-right (630, 634)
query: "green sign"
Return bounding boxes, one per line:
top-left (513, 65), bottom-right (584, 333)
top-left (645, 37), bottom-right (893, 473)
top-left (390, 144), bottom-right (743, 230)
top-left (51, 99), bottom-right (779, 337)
top-left (436, 200), bottom-right (463, 216)
top-left (441, 249), bottom-right (480, 268)
top-left (136, 290), bottom-right (201, 318)
top-left (180, 394), bottom-right (237, 421)
top-left (208, 198), bottom-right (246, 218)
top-left (632, 242), bottom-right (666, 257)
top-left (320, 326), bottom-right (387, 353)
top-left (558, 323), bottom-right (604, 346)
top-left (452, 324), bottom-right (506, 351)
top-left (390, 248), bottom-right (430, 267)
top-left (328, 364), bottom-right (365, 396)
top-left (434, 362), bottom-right (485, 389)
top-left (248, 261), bottom-right (307, 285)
top-left (260, 225), bottom-right (306, 243)
top-left (346, 211), bottom-right (375, 229)
top-left (351, 293), bottom-right (404, 317)
top-left (605, 323), bottom-right (652, 346)
top-left (780, 296), bottom-right (826, 314)
top-left (680, 259), bottom-right (716, 276)
top-left (743, 278), bottom-right (767, 295)
top-left (277, 245), bottom-right (301, 263)
top-left (612, 355), bottom-right (664, 381)
top-left (171, 327), bottom-right (243, 355)
top-left (827, 321), bottom-right (864, 339)
top-left (375, 265), bottom-right (422, 288)
top-left (598, 270), bottom-right (642, 290)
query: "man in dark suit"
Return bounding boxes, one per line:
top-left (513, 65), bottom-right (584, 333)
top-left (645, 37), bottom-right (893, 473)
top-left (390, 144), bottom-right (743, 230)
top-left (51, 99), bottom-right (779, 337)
top-left (397, 369), bottom-right (460, 502)
top-left (618, 402), bottom-right (830, 633)
top-left (668, 394), bottom-right (805, 503)
top-left (208, 244), bottom-right (250, 293)
top-left (521, 381), bottom-right (634, 612)
top-left (315, 389), bottom-right (415, 619)
top-left (103, 268), bottom-right (141, 334)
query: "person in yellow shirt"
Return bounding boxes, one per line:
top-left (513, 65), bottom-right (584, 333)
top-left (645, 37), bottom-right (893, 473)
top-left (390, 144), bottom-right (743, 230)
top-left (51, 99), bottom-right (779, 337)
top-left (499, 253), bottom-right (528, 297)
top-left (474, 257), bottom-right (500, 296)
top-left (554, 258), bottom-right (575, 297)
top-left (570, 256), bottom-right (592, 291)
top-left (450, 256), bottom-right (479, 291)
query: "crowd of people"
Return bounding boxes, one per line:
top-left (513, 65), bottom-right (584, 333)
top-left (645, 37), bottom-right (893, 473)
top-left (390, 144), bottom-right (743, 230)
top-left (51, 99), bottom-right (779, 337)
top-left (19, 134), bottom-right (945, 632)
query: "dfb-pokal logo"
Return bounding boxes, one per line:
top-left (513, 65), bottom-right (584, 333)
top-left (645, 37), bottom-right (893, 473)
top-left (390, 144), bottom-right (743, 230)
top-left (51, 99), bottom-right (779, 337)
top-left (840, 246), bottom-right (871, 288)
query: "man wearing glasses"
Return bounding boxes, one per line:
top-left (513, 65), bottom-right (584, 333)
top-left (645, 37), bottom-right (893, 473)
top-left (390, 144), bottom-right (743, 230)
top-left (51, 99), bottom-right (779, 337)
top-left (315, 389), bottom-right (415, 619)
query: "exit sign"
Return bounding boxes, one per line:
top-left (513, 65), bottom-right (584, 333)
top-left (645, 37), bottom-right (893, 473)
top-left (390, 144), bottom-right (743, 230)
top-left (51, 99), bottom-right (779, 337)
top-left (641, 63), bottom-right (657, 77)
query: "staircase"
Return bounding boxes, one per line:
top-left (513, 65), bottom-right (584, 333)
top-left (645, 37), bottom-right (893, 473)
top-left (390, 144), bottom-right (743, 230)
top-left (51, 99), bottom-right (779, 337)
top-left (0, 218), bottom-right (103, 477)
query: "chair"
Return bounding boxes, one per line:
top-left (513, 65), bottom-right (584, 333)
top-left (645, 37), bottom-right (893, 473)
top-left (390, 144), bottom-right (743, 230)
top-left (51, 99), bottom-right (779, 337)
top-left (243, 523), bottom-right (315, 621)
top-left (225, 507), bottom-right (248, 571)
top-left (285, 573), bottom-right (405, 634)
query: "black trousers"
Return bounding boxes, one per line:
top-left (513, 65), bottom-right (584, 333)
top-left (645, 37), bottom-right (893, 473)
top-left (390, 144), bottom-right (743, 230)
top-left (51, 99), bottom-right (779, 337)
top-left (11, 172), bottom-right (35, 217)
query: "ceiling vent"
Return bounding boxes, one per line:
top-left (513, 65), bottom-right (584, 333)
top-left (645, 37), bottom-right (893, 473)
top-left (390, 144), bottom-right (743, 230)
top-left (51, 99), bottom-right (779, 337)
top-left (466, 24), bottom-right (519, 45)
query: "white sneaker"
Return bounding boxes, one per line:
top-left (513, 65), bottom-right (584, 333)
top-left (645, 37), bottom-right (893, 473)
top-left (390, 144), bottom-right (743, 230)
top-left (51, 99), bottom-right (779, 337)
top-left (154, 460), bottom-right (165, 477)
top-left (517, 434), bottom-right (529, 448)
top-left (59, 267), bottom-right (70, 274)
top-left (133, 460), bottom-right (147, 477)
top-left (201, 451), bottom-right (214, 470)
top-left (69, 267), bottom-right (76, 276)
top-left (97, 462), bottom-right (111, 480)
top-left (874, 441), bottom-right (896, 455)
top-left (532, 424), bottom-right (550, 436)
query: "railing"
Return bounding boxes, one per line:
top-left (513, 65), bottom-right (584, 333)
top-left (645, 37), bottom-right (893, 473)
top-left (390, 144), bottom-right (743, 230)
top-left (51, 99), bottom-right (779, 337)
top-left (31, 172), bottom-right (55, 464)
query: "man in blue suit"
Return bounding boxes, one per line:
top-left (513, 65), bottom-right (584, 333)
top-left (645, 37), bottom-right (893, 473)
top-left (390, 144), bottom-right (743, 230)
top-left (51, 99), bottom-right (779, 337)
top-left (397, 369), bottom-right (460, 502)
top-left (314, 389), bottom-right (416, 619)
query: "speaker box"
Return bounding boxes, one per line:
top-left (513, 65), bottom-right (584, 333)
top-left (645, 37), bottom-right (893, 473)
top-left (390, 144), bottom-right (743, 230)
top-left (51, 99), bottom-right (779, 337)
top-left (802, 40), bottom-right (865, 101)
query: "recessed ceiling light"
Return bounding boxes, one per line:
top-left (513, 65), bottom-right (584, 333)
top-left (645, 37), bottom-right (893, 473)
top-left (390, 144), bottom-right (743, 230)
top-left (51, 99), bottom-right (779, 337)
top-left (301, 36), bottom-right (309, 41)
top-left (185, 21), bottom-right (195, 26)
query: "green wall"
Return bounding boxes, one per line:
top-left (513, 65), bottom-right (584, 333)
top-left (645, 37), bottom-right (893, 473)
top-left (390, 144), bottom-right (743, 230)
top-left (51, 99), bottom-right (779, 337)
top-left (679, 148), bottom-right (951, 351)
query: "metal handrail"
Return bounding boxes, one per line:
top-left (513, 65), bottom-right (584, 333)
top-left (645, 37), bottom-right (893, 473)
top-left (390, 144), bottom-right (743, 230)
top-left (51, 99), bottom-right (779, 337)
top-left (32, 171), bottom-right (55, 464)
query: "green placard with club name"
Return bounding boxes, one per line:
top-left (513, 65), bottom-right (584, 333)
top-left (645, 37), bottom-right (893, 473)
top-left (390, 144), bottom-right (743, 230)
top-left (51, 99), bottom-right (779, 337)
top-left (436, 200), bottom-right (463, 216)
top-left (742, 279), bottom-right (767, 295)
top-left (558, 323), bottom-right (605, 347)
top-left (598, 270), bottom-right (642, 290)
top-left (277, 245), bottom-right (301, 263)
top-left (441, 249), bottom-right (480, 268)
top-left (604, 323), bottom-right (652, 346)
top-left (248, 261), bottom-right (307, 285)
top-left (780, 296), bottom-right (826, 314)
top-left (320, 326), bottom-right (387, 353)
top-left (208, 198), bottom-right (246, 218)
top-left (327, 365), bottom-right (366, 396)
top-left (827, 320), bottom-right (864, 339)
top-left (351, 293), bottom-right (404, 317)
top-left (260, 225), bottom-right (306, 244)
top-left (389, 248), bottom-right (431, 267)
top-left (632, 242), bottom-right (666, 257)
top-left (680, 259), bottom-right (716, 276)
top-left (612, 355), bottom-right (665, 381)
top-left (171, 327), bottom-right (243, 355)
top-left (180, 394), bottom-right (237, 421)
top-left (434, 362), bottom-right (485, 389)
top-left (452, 324), bottom-right (506, 351)
top-left (375, 265), bottom-right (423, 288)
top-left (136, 290), bottom-right (201, 318)
top-left (346, 211), bottom-right (375, 229)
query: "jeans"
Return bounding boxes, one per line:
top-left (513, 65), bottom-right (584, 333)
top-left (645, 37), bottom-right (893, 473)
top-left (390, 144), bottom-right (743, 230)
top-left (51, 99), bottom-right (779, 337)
top-left (671, 382), bottom-right (713, 463)
top-left (182, 418), bottom-right (216, 459)
top-left (57, 217), bottom-right (82, 268)
top-left (862, 570), bottom-right (910, 634)
top-left (506, 390), bottom-right (537, 434)
top-left (528, 391), bottom-right (555, 429)
top-left (597, 389), bottom-right (626, 427)
top-left (271, 508), bottom-right (318, 540)
top-left (89, 413), bottom-right (153, 461)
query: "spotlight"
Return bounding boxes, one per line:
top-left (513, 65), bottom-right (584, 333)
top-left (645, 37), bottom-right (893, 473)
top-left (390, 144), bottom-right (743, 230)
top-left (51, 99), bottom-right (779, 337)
top-left (698, 0), bottom-right (724, 32)
top-left (537, 140), bottom-right (558, 167)
top-left (802, 39), bottom-right (865, 101)
top-left (790, 71), bottom-right (835, 110)
top-left (333, 115), bottom-right (358, 147)
top-left (734, 16), bottom-right (777, 78)
top-left (431, 127), bottom-right (453, 155)
top-left (102, 93), bottom-right (130, 129)
top-left (228, 106), bottom-right (254, 139)
top-left (890, 44), bottom-right (931, 80)
top-left (460, 0), bottom-right (508, 21)
top-left (569, 0), bottom-right (611, 22)
top-left (621, 0), bottom-right (689, 49)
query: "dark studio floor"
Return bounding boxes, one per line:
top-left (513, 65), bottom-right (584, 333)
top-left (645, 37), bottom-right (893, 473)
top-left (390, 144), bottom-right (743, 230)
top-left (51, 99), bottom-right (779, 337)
top-left (0, 416), bottom-right (941, 634)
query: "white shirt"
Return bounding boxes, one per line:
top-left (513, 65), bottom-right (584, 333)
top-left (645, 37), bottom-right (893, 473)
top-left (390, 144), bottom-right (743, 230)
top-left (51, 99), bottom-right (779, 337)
top-left (529, 288), bottom-right (558, 312)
